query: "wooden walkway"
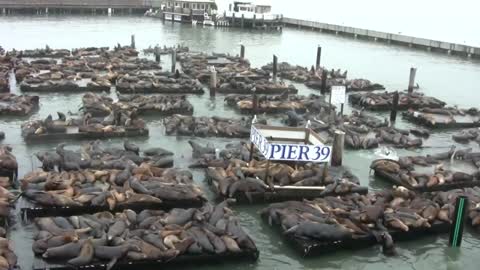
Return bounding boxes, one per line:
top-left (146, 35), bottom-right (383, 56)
top-left (283, 17), bottom-right (480, 58)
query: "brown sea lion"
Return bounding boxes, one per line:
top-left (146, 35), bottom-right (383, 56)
top-left (67, 239), bottom-right (94, 266)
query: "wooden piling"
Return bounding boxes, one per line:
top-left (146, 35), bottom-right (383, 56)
top-left (240, 44), bottom-right (245, 59)
top-left (252, 91), bottom-right (258, 114)
top-left (390, 91), bottom-right (399, 124)
top-left (316, 46), bottom-right (322, 70)
top-left (210, 67), bottom-right (217, 96)
top-left (131, 35), bottom-right (135, 49)
top-left (241, 14), bottom-right (244, 28)
top-left (407, 67), bottom-right (417, 93)
top-left (320, 69), bottom-right (328, 95)
top-left (171, 50), bottom-right (176, 73)
top-left (272, 55), bottom-right (278, 83)
top-left (331, 130), bottom-right (345, 167)
top-left (253, 14), bottom-right (256, 28)
top-left (154, 47), bottom-right (160, 63)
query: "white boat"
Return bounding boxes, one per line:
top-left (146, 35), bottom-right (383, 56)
top-left (203, 13), bottom-right (215, 26)
top-left (224, 0), bottom-right (282, 23)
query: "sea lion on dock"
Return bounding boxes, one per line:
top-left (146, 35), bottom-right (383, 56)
top-left (67, 239), bottom-right (94, 266)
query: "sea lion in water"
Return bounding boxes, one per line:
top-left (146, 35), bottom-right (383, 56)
top-left (124, 140), bottom-right (140, 155)
top-left (189, 140), bottom-right (215, 158)
top-left (381, 232), bottom-right (397, 256)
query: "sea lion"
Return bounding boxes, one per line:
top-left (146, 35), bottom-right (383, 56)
top-left (43, 241), bottom-right (84, 259)
top-left (285, 221), bottom-right (352, 241)
top-left (189, 140), bottom-right (216, 158)
top-left (124, 140), bottom-right (139, 155)
top-left (67, 239), bottom-right (94, 266)
top-left (381, 232), bottom-right (397, 256)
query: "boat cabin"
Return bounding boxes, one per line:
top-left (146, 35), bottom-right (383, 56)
top-left (231, 1), bottom-right (272, 14)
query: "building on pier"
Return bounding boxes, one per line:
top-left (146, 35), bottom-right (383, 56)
top-left (156, 0), bottom-right (217, 25)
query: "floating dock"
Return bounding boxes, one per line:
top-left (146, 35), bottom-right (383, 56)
top-left (23, 127), bottom-right (149, 143)
top-left (33, 251), bottom-right (259, 270)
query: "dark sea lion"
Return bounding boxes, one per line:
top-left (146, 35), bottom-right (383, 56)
top-left (204, 228), bottom-right (227, 254)
top-left (142, 233), bottom-right (168, 251)
top-left (143, 147), bottom-right (173, 157)
top-left (53, 217), bottom-right (74, 230)
top-left (381, 232), bottom-right (397, 256)
top-left (129, 177), bottom-right (152, 195)
top-left (95, 244), bottom-right (141, 270)
top-left (68, 239), bottom-right (94, 266)
top-left (285, 221), bottom-right (352, 242)
top-left (226, 217), bottom-right (256, 251)
top-left (187, 227), bottom-right (215, 253)
top-left (107, 220), bottom-right (127, 241)
top-left (124, 140), bottom-right (140, 155)
top-left (161, 208), bottom-right (196, 225)
top-left (189, 140), bottom-right (215, 158)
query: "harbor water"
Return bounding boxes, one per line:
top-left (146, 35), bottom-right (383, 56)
top-left (1, 15), bottom-right (480, 270)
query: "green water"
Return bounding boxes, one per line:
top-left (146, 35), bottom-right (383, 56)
top-left (1, 15), bottom-right (480, 270)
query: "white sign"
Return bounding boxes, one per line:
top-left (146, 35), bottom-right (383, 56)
top-left (268, 143), bottom-right (331, 162)
top-left (250, 125), bottom-right (270, 157)
top-left (174, 15), bottom-right (182, 21)
top-left (330, 85), bottom-right (346, 106)
top-left (250, 126), bottom-right (332, 163)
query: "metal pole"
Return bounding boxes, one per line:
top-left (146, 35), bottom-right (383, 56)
top-left (449, 196), bottom-right (468, 247)
top-left (240, 44), bottom-right (245, 59)
top-left (210, 67), bottom-right (217, 96)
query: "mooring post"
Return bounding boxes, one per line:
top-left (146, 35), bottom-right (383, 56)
top-left (241, 14), bottom-right (244, 28)
top-left (316, 45), bottom-right (322, 70)
top-left (272, 55), bottom-right (278, 83)
top-left (449, 196), bottom-right (468, 247)
top-left (390, 91), bottom-right (399, 124)
top-left (209, 66), bottom-right (217, 96)
top-left (154, 47), bottom-right (160, 63)
top-left (171, 50), bottom-right (176, 73)
top-left (240, 44), bottom-right (245, 59)
top-left (407, 67), bottom-right (417, 93)
top-left (249, 116), bottom-right (257, 162)
top-left (332, 130), bottom-right (345, 167)
top-left (322, 163), bottom-right (329, 181)
top-left (253, 14), bottom-right (256, 28)
top-left (131, 35), bottom-right (135, 49)
top-left (252, 87), bottom-right (258, 114)
top-left (320, 69), bottom-right (328, 95)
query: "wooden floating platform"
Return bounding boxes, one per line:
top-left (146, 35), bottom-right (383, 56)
top-left (20, 197), bottom-right (205, 219)
top-left (23, 128), bottom-right (149, 143)
top-left (289, 222), bottom-right (448, 257)
top-left (373, 169), bottom-right (480, 192)
top-left (402, 111), bottom-right (480, 129)
top-left (207, 176), bottom-right (368, 204)
top-left (216, 87), bottom-right (298, 95)
top-left (235, 106), bottom-right (307, 115)
top-left (20, 83), bottom-right (111, 93)
top-left (33, 250), bottom-right (259, 270)
top-left (264, 215), bottom-right (450, 257)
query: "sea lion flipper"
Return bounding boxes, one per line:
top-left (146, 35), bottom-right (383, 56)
top-left (106, 257), bottom-right (118, 270)
top-left (244, 192), bottom-right (253, 204)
